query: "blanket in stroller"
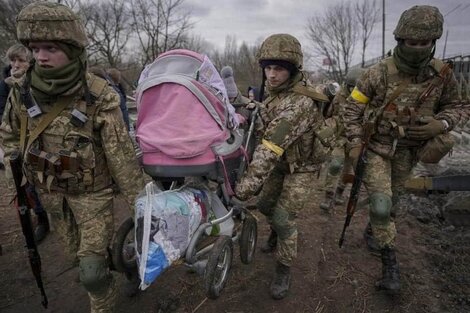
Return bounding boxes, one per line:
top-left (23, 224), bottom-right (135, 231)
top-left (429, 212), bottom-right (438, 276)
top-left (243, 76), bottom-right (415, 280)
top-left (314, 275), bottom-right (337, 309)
top-left (135, 182), bottom-right (210, 289)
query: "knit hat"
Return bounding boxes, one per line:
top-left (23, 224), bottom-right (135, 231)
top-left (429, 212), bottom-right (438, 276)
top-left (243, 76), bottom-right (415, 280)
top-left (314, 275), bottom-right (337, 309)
top-left (259, 59), bottom-right (298, 75)
top-left (220, 66), bottom-right (238, 98)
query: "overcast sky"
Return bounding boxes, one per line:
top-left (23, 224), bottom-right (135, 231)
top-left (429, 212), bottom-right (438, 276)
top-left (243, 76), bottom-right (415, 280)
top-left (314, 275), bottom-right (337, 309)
top-left (184, 0), bottom-right (470, 70)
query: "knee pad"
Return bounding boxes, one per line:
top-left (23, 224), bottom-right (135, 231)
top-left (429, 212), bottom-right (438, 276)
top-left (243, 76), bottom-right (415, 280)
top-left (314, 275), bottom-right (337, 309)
top-left (79, 255), bottom-right (112, 294)
top-left (328, 158), bottom-right (344, 176)
top-left (369, 192), bottom-right (392, 226)
top-left (271, 207), bottom-right (296, 239)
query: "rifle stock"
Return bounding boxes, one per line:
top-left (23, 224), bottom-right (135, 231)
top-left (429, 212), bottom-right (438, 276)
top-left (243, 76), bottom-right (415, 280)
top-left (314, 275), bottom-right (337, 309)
top-left (338, 123), bottom-right (373, 248)
top-left (9, 151), bottom-right (48, 308)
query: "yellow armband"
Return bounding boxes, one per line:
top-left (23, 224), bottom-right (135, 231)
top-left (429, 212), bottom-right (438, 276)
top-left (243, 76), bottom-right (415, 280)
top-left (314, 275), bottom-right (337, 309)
top-left (262, 139), bottom-right (284, 156)
top-left (350, 87), bottom-right (369, 105)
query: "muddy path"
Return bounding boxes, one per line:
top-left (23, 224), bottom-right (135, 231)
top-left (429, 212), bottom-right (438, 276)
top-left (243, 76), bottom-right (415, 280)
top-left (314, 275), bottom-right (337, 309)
top-left (1, 168), bottom-right (469, 313)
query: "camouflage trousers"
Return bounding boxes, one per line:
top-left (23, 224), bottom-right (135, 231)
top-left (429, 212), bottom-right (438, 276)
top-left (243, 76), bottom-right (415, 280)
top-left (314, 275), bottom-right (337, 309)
top-left (323, 145), bottom-right (354, 191)
top-left (38, 187), bottom-right (117, 313)
top-left (362, 148), bottom-right (417, 248)
top-left (256, 163), bottom-right (317, 267)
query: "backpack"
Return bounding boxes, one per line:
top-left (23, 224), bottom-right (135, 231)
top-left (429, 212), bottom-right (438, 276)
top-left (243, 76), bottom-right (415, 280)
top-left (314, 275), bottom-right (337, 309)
top-left (135, 49), bottom-right (243, 183)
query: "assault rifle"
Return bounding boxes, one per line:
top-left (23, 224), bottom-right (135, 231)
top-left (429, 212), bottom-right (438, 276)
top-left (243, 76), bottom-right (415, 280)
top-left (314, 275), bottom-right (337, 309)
top-left (338, 122), bottom-right (374, 248)
top-left (10, 150), bottom-right (48, 308)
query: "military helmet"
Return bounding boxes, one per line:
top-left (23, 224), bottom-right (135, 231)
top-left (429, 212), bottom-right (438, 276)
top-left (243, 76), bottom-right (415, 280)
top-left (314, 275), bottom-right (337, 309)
top-left (17, 2), bottom-right (88, 48)
top-left (257, 34), bottom-right (303, 69)
top-left (345, 67), bottom-right (365, 87)
top-left (393, 5), bottom-right (443, 41)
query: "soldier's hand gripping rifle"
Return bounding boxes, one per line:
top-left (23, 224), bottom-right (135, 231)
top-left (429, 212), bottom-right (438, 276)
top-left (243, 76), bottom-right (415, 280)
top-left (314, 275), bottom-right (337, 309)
top-left (338, 122), bottom-right (374, 248)
top-left (237, 104), bottom-right (260, 180)
top-left (9, 150), bottom-right (48, 308)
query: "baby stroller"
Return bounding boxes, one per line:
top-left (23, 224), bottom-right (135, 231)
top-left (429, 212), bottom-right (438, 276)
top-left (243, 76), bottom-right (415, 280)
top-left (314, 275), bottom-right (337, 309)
top-left (111, 49), bottom-right (258, 299)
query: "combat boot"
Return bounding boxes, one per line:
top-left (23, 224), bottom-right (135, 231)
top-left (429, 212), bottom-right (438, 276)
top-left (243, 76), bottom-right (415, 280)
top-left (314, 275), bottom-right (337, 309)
top-left (319, 190), bottom-right (334, 212)
top-left (375, 246), bottom-right (400, 294)
top-left (334, 186), bottom-right (345, 205)
top-left (270, 262), bottom-right (291, 300)
top-left (34, 211), bottom-right (50, 243)
top-left (260, 228), bottom-right (277, 253)
top-left (363, 222), bottom-right (380, 253)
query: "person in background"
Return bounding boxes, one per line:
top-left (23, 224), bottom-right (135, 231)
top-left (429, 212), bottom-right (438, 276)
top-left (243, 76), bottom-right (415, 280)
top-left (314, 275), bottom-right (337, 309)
top-left (0, 43), bottom-right (50, 242)
top-left (107, 68), bottom-right (130, 130)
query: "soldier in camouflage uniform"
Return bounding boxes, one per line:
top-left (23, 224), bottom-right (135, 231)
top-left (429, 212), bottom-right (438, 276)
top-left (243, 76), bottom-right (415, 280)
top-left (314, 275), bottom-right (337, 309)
top-left (341, 5), bottom-right (461, 293)
top-left (320, 69), bottom-right (364, 212)
top-left (0, 2), bottom-right (145, 312)
top-left (236, 34), bottom-right (325, 299)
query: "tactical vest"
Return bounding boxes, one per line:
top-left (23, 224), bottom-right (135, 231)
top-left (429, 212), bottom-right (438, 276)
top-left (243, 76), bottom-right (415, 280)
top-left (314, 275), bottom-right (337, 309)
top-left (18, 75), bottom-right (114, 193)
top-left (369, 57), bottom-right (448, 156)
top-left (261, 82), bottom-right (331, 173)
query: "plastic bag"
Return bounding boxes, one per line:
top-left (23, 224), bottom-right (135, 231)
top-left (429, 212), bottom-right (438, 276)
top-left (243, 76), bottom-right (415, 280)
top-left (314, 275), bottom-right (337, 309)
top-left (135, 182), bottom-right (209, 289)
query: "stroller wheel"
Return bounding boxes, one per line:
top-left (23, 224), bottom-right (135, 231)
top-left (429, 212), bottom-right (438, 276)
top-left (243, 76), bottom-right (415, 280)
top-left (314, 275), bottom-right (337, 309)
top-left (239, 215), bottom-right (257, 264)
top-left (112, 217), bottom-right (137, 273)
top-left (204, 235), bottom-right (233, 299)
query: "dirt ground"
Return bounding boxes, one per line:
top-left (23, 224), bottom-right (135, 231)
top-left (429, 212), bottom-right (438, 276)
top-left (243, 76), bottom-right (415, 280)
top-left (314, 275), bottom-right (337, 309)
top-left (1, 167), bottom-right (469, 313)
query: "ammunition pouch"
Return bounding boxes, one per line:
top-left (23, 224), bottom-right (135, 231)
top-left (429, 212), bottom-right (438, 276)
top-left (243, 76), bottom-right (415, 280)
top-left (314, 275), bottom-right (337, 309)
top-left (25, 147), bottom-right (112, 193)
top-left (416, 132), bottom-right (455, 163)
top-left (377, 105), bottom-right (421, 138)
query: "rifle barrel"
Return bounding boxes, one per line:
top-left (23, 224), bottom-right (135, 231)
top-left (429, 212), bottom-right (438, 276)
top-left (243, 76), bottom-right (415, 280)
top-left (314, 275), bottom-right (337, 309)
top-left (10, 151), bottom-right (48, 308)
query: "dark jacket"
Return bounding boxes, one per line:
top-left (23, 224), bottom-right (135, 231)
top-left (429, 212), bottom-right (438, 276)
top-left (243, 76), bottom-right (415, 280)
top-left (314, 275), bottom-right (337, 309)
top-left (0, 65), bottom-right (11, 119)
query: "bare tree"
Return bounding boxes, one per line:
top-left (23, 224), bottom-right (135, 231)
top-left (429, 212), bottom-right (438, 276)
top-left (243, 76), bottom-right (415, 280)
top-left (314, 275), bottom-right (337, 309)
top-left (355, 0), bottom-right (380, 67)
top-left (180, 34), bottom-right (213, 55)
top-left (0, 0), bottom-right (34, 56)
top-left (210, 36), bottom-right (261, 94)
top-left (306, 1), bottom-right (358, 82)
top-left (60, 0), bottom-right (82, 10)
top-left (81, 0), bottom-right (132, 66)
top-left (130, 0), bottom-right (193, 66)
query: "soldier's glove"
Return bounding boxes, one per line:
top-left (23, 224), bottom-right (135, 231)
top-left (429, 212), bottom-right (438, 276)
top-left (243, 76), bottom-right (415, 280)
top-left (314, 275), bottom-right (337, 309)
top-left (407, 116), bottom-right (447, 141)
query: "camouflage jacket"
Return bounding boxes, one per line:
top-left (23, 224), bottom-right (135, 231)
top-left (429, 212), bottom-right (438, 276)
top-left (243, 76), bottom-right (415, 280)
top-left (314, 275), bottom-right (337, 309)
top-left (0, 73), bottom-right (145, 208)
top-left (235, 85), bottom-right (322, 200)
top-left (341, 56), bottom-right (461, 157)
top-left (330, 84), bottom-right (350, 146)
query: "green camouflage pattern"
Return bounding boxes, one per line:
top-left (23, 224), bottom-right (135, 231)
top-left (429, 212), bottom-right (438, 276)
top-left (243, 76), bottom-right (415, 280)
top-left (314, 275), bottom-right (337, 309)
top-left (342, 55), bottom-right (460, 248)
top-left (37, 188), bottom-right (117, 312)
top-left (255, 165), bottom-right (317, 266)
top-left (323, 86), bottom-right (352, 192)
top-left (323, 147), bottom-right (345, 191)
top-left (1, 74), bottom-right (145, 208)
top-left (362, 149), bottom-right (416, 248)
top-left (17, 2), bottom-right (88, 47)
top-left (235, 88), bottom-right (321, 200)
top-left (257, 34), bottom-right (303, 68)
top-left (0, 73), bottom-right (144, 312)
top-left (342, 56), bottom-right (461, 157)
top-left (236, 39), bottom-right (323, 266)
top-left (393, 5), bottom-right (443, 40)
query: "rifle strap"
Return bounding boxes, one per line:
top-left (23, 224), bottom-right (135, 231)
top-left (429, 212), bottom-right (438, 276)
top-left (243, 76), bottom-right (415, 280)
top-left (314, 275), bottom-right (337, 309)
top-left (293, 84), bottom-right (330, 103)
top-left (418, 62), bottom-right (452, 104)
top-left (21, 96), bottom-right (73, 155)
top-left (19, 114), bottom-right (28, 154)
top-left (383, 79), bottom-right (410, 111)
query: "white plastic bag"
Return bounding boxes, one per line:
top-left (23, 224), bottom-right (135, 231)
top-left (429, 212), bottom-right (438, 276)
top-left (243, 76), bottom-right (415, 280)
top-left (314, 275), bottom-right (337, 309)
top-left (135, 182), bottom-right (210, 289)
